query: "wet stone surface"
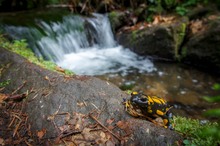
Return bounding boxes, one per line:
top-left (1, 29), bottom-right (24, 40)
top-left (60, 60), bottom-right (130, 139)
top-left (0, 47), bottom-right (182, 145)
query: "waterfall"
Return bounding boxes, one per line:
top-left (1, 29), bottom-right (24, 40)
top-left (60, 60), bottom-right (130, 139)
top-left (2, 13), bottom-right (156, 75)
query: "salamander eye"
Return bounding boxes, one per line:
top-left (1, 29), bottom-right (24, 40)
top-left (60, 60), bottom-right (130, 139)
top-left (140, 98), bottom-right (147, 102)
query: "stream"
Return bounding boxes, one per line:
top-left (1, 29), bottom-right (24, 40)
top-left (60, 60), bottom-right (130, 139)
top-left (1, 9), bottom-right (220, 121)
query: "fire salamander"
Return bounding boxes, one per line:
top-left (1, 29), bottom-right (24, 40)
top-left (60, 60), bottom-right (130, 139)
top-left (124, 91), bottom-right (173, 129)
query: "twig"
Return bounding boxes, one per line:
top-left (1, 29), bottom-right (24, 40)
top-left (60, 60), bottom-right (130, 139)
top-left (89, 113), bottom-right (122, 141)
top-left (29, 93), bottom-right (38, 101)
top-left (80, 0), bottom-right (89, 13)
top-left (8, 113), bottom-right (21, 128)
top-left (12, 81), bottom-right (27, 95)
top-left (13, 120), bottom-right (22, 137)
top-left (24, 139), bottom-right (33, 146)
top-left (91, 103), bottom-right (100, 112)
top-left (0, 87), bottom-right (5, 91)
top-left (61, 131), bottom-right (82, 139)
top-left (60, 128), bottom-right (102, 139)
top-left (6, 93), bottom-right (27, 101)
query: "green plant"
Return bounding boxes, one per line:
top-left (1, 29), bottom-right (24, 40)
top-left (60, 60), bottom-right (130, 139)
top-left (173, 116), bottom-right (219, 146)
top-left (0, 35), bottom-right (74, 76)
top-left (201, 83), bottom-right (220, 144)
top-left (176, 6), bottom-right (188, 16)
top-left (173, 84), bottom-right (220, 146)
top-left (162, 0), bottom-right (177, 10)
top-left (0, 79), bottom-right (11, 88)
top-left (173, 22), bottom-right (187, 61)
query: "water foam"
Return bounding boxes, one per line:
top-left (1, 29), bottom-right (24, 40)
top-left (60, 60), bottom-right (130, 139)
top-left (2, 13), bottom-right (156, 75)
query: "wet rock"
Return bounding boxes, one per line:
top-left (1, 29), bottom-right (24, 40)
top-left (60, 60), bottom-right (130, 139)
top-left (116, 17), bottom-right (189, 61)
top-left (117, 26), bottom-right (175, 59)
top-left (108, 10), bottom-right (130, 33)
top-left (182, 19), bottom-right (220, 73)
top-left (0, 47), bottom-right (182, 145)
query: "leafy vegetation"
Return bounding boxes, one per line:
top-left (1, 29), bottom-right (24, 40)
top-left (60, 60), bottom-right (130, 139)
top-left (0, 34), bottom-right (74, 75)
top-left (174, 83), bottom-right (220, 146)
top-left (0, 79), bottom-right (10, 88)
top-left (173, 116), bottom-right (219, 146)
top-left (202, 83), bottom-right (220, 145)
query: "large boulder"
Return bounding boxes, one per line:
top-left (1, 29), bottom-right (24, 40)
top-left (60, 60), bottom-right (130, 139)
top-left (181, 19), bottom-right (220, 73)
top-left (0, 47), bottom-right (181, 145)
top-left (116, 17), bottom-right (189, 61)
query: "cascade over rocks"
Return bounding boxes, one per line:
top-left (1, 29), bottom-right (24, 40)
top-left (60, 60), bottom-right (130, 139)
top-left (0, 47), bottom-right (181, 145)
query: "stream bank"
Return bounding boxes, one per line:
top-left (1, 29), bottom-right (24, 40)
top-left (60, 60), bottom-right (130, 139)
top-left (1, 9), bottom-right (220, 121)
top-left (0, 47), bottom-right (182, 145)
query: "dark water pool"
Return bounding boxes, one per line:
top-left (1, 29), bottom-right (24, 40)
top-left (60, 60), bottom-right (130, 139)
top-left (97, 62), bottom-right (220, 121)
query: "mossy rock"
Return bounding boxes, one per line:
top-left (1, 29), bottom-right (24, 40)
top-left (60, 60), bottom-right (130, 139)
top-left (182, 19), bottom-right (220, 73)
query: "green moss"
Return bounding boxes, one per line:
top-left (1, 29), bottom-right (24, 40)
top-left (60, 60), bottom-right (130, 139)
top-left (108, 11), bottom-right (117, 20)
top-left (0, 79), bottom-right (11, 88)
top-left (181, 47), bottom-right (188, 58)
top-left (172, 20), bottom-right (187, 61)
top-left (173, 116), bottom-right (219, 146)
top-left (131, 30), bottom-right (138, 45)
top-left (0, 34), bottom-right (74, 76)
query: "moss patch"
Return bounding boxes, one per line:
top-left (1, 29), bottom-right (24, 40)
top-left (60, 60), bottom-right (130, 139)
top-left (173, 116), bottom-right (219, 146)
top-left (0, 34), bottom-right (74, 75)
top-left (172, 18), bottom-right (188, 61)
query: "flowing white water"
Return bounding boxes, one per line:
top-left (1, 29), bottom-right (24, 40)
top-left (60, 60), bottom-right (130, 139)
top-left (3, 13), bottom-right (156, 75)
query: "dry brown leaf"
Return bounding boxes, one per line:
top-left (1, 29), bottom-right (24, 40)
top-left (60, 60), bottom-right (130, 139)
top-left (106, 118), bottom-right (114, 125)
top-left (0, 93), bottom-right (7, 103)
top-left (82, 128), bottom-right (92, 140)
top-left (66, 142), bottom-right (75, 146)
top-left (161, 16), bottom-right (175, 23)
top-left (77, 102), bottom-right (84, 107)
top-left (153, 15), bottom-right (161, 25)
top-left (100, 131), bottom-right (106, 139)
top-left (37, 128), bottom-right (46, 139)
top-left (116, 121), bottom-right (129, 130)
top-left (208, 15), bottom-right (218, 20)
top-left (68, 119), bottom-right (75, 125)
top-left (0, 138), bottom-right (5, 145)
top-left (64, 112), bottom-right (71, 122)
top-left (72, 112), bottom-right (85, 130)
top-left (105, 140), bottom-right (115, 146)
top-left (75, 124), bottom-right (81, 130)
top-left (59, 125), bottom-right (70, 133)
top-left (55, 66), bottom-right (65, 73)
top-left (107, 125), bottom-right (114, 130)
top-left (44, 76), bottom-right (49, 81)
top-left (190, 20), bottom-right (203, 34)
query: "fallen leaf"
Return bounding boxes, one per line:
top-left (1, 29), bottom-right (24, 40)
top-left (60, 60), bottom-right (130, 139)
top-left (100, 131), bottom-right (106, 139)
top-left (153, 15), bottom-right (161, 25)
top-left (55, 66), bottom-right (65, 73)
top-left (106, 118), bottom-right (114, 125)
top-left (82, 128), bottom-right (92, 140)
top-left (75, 124), bottom-right (81, 130)
top-left (116, 121), bottom-right (129, 130)
top-left (37, 128), bottom-right (46, 139)
top-left (161, 16), bottom-right (175, 23)
top-left (0, 138), bottom-right (4, 145)
top-left (105, 140), bottom-right (115, 146)
top-left (59, 125), bottom-right (70, 133)
top-left (0, 93), bottom-right (7, 103)
top-left (77, 102), bottom-right (84, 107)
top-left (72, 112), bottom-right (85, 130)
top-left (190, 20), bottom-right (203, 34)
top-left (107, 125), bottom-right (114, 130)
top-left (44, 76), bottom-right (49, 81)
top-left (64, 112), bottom-right (71, 122)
